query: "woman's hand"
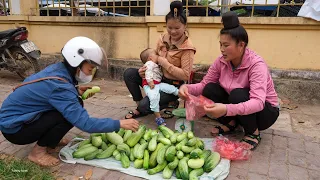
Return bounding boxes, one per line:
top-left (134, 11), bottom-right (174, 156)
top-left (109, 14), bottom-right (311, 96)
top-left (138, 66), bottom-right (147, 78)
top-left (120, 119), bottom-right (139, 132)
top-left (78, 86), bottom-right (95, 99)
top-left (178, 85), bottom-right (190, 100)
top-left (204, 103), bottom-right (227, 119)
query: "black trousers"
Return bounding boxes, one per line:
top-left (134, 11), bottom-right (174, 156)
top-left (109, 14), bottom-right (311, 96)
top-left (2, 98), bottom-right (83, 148)
top-left (124, 68), bottom-right (182, 115)
top-left (203, 83), bottom-right (279, 134)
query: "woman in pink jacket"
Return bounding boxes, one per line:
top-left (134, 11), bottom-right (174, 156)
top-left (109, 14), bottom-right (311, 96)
top-left (179, 11), bottom-right (279, 150)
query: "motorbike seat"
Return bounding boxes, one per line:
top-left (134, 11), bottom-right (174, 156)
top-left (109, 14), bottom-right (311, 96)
top-left (0, 29), bottom-right (20, 39)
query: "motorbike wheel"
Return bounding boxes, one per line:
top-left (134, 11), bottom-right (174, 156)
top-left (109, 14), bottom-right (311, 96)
top-left (11, 48), bottom-right (40, 80)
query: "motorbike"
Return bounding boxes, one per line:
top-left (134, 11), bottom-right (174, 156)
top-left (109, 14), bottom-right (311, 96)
top-left (0, 27), bottom-right (41, 79)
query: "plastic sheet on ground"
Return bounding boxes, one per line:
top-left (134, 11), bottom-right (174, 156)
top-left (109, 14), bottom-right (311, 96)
top-left (59, 138), bottom-right (230, 180)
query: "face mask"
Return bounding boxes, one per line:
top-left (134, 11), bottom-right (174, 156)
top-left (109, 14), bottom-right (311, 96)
top-left (75, 69), bottom-right (92, 84)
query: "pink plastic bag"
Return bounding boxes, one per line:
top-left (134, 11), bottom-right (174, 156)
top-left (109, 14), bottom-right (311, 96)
top-left (212, 136), bottom-right (252, 161)
top-left (185, 95), bottom-right (214, 121)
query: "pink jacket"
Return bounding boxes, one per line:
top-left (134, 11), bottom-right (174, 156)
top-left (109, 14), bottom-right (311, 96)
top-left (187, 48), bottom-right (279, 117)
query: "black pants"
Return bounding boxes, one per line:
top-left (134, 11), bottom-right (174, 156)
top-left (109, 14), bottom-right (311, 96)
top-left (2, 98), bottom-right (83, 148)
top-left (203, 83), bottom-right (279, 134)
top-left (124, 68), bottom-right (182, 115)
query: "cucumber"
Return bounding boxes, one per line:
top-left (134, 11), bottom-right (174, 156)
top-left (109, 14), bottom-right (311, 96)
top-left (78, 139), bottom-right (90, 149)
top-left (157, 145), bottom-right (170, 165)
top-left (177, 132), bottom-right (187, 142)
top-left (158, 138), bottom-right (171, 145)
top-left (130, 148), bottom-right (135, 161)
top-left (186, 137), bottom-right (197, 147)
top-left (73, 146), bottom-right (98, 159)
top-left (133, 143), bottom-right (141, 159)
top-left (177, 151), bottom-right (184, 159)
top-left (176, 138), bottom-right (188, 151)
top-left (105, 132), bottom-right (123, 145)
top-left (84, 149), bottom-right (100, 161)
top-left (101, 142), bottom-right (108, 151)
top-left (123, 130), bottom-right (133, 142)
top-left (163, 165), bottom-right (174, 179)
top-left (170, 133), bottom-right (179, 144)
top-left (143, 150), bottom-right (149, 170)
top-left (147, 161), bottom-right (167, 175)
top-left (120, 152), bottom-right (130, 168)
top-left (96, 144), bottom-right (116, 159)
top-left (189, 168), bottom-right (204, 180)
top-left (149, 143), bottom-right (164, 168)
top-left (165, 145), bottom-right (177, 162)
top-left (134, 159), bottom-right (144, 169)
top-left (168, 157), bottom-right (179, 170)
top-left (117, 128), bottom-right (125, 137)
top-left (136, 142), bottom-right (148, 159)
top-left (82, 86), bottom-right (100, 100)
top-left (77, 144), bottom-right (93, 151)
top-left (188, 158), bottom-right (205, 169)
top-left (148, 135), bottom-right (158, 152)
top-left (181, 145), bottom-right (195, 153)
top-left (117, 143), bottom-right (130, 156)
top-left (101, 133), bottom-right (108, 143)
top-left (187, 131), bottom-right (194, 139)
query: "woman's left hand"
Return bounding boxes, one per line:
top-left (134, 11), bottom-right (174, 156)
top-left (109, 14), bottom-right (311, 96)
top-left (78, 86), bottom-right (94, 98)
top-left (204, 103), bottom-right (227, 119)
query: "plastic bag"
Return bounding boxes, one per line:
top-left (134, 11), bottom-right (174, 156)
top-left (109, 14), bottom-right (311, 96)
top-left (212, 136), bottom-right (252, 161)
top-left (185, 95), bottom-right (214, 121)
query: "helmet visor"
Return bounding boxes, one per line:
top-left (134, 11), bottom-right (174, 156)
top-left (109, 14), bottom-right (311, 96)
top-left (84, 47), bottom-right (108, 70)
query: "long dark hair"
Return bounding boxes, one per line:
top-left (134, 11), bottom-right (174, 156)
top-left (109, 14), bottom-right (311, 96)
top-left (220, 11), bottom-right (248, 47)
top-left (165, 1), bottom-right (187, 25)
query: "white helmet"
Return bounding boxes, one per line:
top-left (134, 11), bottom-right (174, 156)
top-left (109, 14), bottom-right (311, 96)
top-left (62, 36), bottom-right (106, 67)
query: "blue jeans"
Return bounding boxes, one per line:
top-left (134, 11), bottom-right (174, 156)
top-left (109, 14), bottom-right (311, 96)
top-left (143, 83), bottom-right (179, 113)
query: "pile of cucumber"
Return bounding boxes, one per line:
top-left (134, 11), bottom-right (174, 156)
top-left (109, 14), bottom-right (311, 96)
top-left (72, 125), bottom-right (221, 180)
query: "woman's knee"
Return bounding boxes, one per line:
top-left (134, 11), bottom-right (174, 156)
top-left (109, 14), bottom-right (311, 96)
top-left (229, 88), bottom-right (250, 104)
top-left (202, 83), bottom-right (221, 98)
top-left (123, 68), bottom-right (138, 82)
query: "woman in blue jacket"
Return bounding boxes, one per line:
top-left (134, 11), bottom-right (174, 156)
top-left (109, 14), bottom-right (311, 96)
top-left (0, 36), bottom-right (139, 166)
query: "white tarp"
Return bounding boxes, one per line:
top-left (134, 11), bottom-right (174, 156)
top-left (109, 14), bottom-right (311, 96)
top-left (59, 138), bottom-right (230, 180)
top-left (298, 0), bottom-right (320, 21)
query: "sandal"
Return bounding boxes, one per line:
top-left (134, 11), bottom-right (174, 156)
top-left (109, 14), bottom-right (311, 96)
top-left (211, 122), bottom-right (238, 135)
top-left (125, 109), bottom-right (144, 119)
top-left (155, 117), bottom-right (166, 126)
top-left (161, 110), bottom-right (174, 119)
top-left (241, 134), bottom-right (261, 150)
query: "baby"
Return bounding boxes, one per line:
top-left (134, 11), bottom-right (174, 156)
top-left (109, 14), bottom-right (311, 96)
top-left (140, 48), bottom-right (179, 126)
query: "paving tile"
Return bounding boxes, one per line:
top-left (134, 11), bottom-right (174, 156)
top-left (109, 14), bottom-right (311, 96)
top-left (231, 160), bottom-right (250, 170)
top-left (304, 136), bottom-right (320, 144)
top-left (1, 144), bottom-right (27, 155)
top-left (270, 148), bottom-right (287, 165)
top-left (268, 163), bottom-right (288, 180)
top-left (0, 141), bottom-right (13, 152)
top-left (288, 150), bottom-right (306, 168)
top-left (306, 154), bottom-right (320, 171)
top-left (308, 169), bottom-right (320, 180)
top-left (14, 143), bottom-right (35, 159)
top-left (226, 167), bottom-right (247, 180)
top-left (58, 163), bottom-right (77, 174)
top-left (101, 170), bottom-right (127, 180)
top-left (248, 160), bottom-right (269, 175)
top-left (288, 138), bottom-right (305, 152)
top-left (273, 130), bottom-right (302, 139)
top-left (272, 135), bottom-right (288, 149)
top-left (91, 167), bottom-right (109, 179)
top-left (305, 141), bottom-right (320, 155)
top-left (288, 165), bottom-right (309, 180)
top-left (247, 172), bottom-right (268, 180)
